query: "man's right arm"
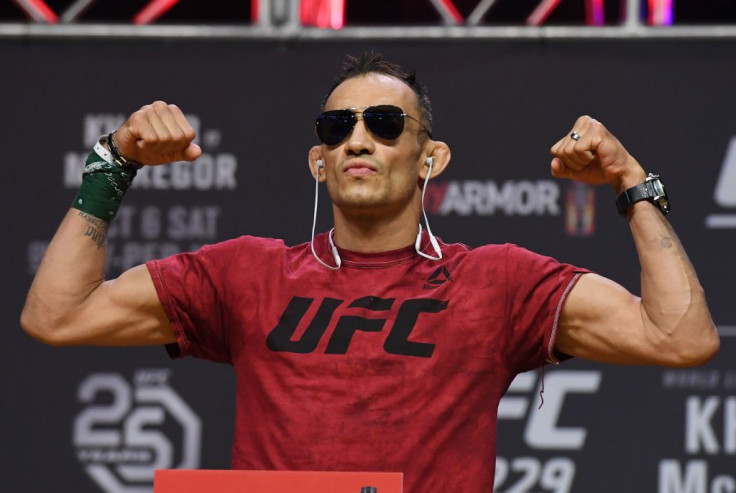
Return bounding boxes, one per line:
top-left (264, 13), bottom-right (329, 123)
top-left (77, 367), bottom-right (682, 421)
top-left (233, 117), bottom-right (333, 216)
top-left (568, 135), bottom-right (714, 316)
top-left (21, 209), bottom-right (174, 346)
top-left (21, 101), bottom-right (202, 346)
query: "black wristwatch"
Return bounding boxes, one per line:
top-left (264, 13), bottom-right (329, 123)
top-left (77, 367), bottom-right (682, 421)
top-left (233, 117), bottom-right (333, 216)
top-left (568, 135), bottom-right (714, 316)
top-left (615, 173), bottom-right (670, 217)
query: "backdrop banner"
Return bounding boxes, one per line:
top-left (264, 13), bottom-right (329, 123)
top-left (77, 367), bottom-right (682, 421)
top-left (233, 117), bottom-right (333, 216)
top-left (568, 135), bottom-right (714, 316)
top-left (2, 39), bottom-right (734, 493)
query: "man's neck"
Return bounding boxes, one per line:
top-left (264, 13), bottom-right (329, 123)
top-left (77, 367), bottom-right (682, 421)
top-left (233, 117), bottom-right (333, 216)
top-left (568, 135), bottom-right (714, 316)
top-left (332, 206), bottom-right (421, 253)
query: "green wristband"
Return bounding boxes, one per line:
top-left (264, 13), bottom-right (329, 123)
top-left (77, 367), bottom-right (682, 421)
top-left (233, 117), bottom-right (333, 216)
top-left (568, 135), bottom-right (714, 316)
top-left (71, 149), bottom-right (138, 221)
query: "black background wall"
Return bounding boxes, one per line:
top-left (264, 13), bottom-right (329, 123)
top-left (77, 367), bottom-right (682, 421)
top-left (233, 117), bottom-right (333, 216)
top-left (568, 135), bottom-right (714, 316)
top-left (2, 39), bottom-right (735, 492)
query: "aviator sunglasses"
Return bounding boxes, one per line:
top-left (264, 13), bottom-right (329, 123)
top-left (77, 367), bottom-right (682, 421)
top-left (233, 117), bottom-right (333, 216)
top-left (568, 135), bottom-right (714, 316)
top-left (315, 105), bottom-right (431, 145)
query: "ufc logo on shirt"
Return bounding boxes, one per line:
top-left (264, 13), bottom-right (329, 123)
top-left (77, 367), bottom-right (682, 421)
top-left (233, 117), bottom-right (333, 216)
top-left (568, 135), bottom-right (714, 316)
top-left (266, 296), bottom-right (448, 358)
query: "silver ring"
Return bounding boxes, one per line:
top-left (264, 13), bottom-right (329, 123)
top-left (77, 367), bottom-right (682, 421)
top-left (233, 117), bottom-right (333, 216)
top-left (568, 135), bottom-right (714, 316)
top-left (570, 132), bottom-right (581, 141)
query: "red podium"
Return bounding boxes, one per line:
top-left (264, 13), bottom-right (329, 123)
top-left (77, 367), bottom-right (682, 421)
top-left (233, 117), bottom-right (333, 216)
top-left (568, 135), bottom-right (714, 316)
top-left (153, 469), bottom-right (403, 492)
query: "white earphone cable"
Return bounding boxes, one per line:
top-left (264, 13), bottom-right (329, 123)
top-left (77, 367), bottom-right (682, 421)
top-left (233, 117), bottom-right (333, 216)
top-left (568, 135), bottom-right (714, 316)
top-left (310, 161), bottom-right (341, 270)
top-left (416, 158), bottom-right (443, 260)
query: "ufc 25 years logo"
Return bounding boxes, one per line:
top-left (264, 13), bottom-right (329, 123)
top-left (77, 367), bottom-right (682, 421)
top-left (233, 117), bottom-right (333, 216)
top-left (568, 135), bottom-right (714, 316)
top-left (73, 370), bottom-right (201, 493)
top-left (267, 296), bottom-right (448, 358)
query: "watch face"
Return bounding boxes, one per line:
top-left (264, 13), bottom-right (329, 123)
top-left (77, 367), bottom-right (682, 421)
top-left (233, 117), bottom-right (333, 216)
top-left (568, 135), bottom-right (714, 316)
top-left (652, 179), bottom-right (666, 198)
top-left (646, 175), bottom-right (670, 214)
top-left (654, 180), bottom-right (670, 214)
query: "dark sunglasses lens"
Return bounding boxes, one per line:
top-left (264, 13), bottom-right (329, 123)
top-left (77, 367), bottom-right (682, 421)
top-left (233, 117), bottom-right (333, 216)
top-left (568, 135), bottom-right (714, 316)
top-left (363, 105), bottom-right (405, 140)
top-left (316, 110), bottom-right (355, 145)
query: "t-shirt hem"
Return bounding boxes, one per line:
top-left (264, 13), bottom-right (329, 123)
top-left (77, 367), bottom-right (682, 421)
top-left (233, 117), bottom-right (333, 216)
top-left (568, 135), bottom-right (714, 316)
top-left (545, 271), bottom-right (587, 364)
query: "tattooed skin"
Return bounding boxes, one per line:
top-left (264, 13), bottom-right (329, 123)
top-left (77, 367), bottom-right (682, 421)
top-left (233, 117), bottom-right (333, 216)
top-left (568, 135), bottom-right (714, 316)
top-left (78, 211), bottom-right (108, 249)
top-left (660, 236), bottom-right (674, 249)
top-left (657, 217), bottom-right (679, 250)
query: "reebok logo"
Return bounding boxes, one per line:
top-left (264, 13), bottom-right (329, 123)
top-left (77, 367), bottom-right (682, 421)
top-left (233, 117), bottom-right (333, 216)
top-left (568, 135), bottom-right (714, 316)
top-left (423, 266), bottom-right (453, 290)
top-left (706, 136), bottom-right (736, 228)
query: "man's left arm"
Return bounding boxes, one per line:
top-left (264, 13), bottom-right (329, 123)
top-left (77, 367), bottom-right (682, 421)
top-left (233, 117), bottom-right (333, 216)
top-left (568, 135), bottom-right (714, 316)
top-left (550, 116), bottom-right (720, 367)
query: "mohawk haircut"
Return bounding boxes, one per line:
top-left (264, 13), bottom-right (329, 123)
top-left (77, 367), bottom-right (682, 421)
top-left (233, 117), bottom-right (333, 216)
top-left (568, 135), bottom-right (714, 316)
top-left (321, 52), bottom-right (434, 134)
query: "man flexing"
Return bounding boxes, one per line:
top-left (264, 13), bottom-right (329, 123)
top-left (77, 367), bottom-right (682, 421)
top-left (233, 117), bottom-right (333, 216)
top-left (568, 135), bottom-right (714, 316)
top-left (21, 53), bottom-right (719, 492)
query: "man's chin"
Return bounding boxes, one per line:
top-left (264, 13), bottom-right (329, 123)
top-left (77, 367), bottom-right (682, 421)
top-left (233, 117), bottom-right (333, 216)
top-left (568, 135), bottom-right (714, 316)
top-left (332, 195), bottom-right (394, 216)
top-left (335, 198), bottom-right (384, 211)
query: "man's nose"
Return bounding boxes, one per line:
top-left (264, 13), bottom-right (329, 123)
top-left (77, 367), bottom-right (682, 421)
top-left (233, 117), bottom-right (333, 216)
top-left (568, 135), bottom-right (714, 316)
top-left (344, 117), bottom-right (374, 155)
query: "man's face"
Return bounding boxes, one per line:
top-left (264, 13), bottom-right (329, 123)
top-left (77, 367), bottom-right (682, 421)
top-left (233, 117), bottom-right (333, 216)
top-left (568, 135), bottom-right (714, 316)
top-left (318, 74), bottom-right (428, 217)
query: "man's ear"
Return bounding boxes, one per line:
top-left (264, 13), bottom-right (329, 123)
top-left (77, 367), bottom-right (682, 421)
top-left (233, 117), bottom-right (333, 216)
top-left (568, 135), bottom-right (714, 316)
top-left (419, 141), bottom-right (451, 180)
top-left (308, 146), bottom-right (326, 182)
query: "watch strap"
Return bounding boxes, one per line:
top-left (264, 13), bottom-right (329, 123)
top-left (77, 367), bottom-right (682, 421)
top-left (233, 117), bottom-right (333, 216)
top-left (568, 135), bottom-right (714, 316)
top-left (615, 174), bottom-right (669, 216)
top-left (616, 182), bottom-right (648, 216)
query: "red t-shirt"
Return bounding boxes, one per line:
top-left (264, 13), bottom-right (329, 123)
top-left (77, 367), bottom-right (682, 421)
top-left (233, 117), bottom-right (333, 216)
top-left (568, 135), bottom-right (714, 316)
top-left (146, 232), bottom-right (587, 492)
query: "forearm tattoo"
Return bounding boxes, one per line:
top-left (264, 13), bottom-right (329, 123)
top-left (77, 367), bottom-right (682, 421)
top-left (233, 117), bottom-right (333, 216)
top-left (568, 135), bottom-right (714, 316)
top-left (660, 236), bottom-right (674, 249)
top-left (658, 215), bottom-right (679, 251)
top-left (78, 211), bottom-right (108, 249)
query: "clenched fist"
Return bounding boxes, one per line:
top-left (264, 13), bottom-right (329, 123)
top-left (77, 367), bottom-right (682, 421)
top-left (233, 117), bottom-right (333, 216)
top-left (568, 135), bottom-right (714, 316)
top-left (111, 101), bottom-right (202, 166)
top-left (550, 116), bottom-right (647, 194)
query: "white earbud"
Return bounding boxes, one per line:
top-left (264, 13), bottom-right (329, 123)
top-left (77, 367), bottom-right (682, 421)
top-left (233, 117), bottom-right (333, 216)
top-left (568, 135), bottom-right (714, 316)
top-left (317, 159), bottom-right (324, 168)
top-left (425, 157), bottom-right (434, 167)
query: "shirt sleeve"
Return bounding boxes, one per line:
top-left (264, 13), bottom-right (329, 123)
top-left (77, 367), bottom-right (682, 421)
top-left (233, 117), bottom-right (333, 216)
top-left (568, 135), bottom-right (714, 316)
top-left (503, 244), bottom-right (589, 373)
top-left (146, 240), bottom-right (239, 364)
